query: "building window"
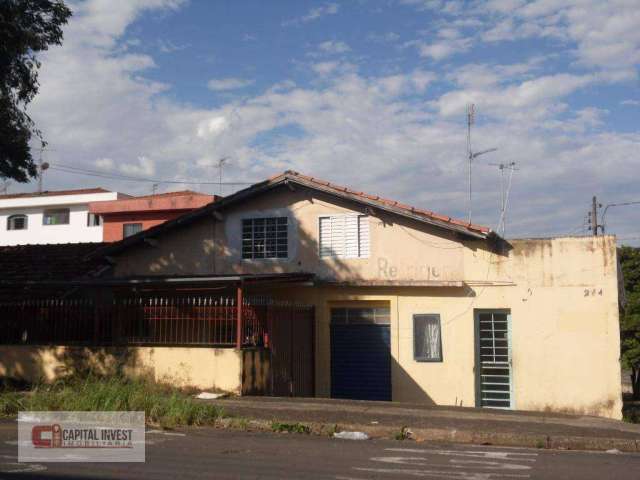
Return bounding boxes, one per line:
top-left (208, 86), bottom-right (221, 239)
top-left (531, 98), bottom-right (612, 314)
top-left (43, 209), bottom-right (70, 225)
top-left (87, 212), bottom-right (101, 227)
top-left (319, 214), bottom-right (369, 258)
top-left (123, 223), bottom-right (143, 238)
top-left (242, 217), bottom-right (288, 259)
top-left (7, 214), bottom-right (28, 231)
top-left (413, 314), bottom-right (442, 362)
top-left (331, 307), bottom-right (390, 325)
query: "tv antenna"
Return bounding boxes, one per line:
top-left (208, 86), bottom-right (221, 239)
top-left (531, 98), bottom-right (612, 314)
top-left (466, 103), bottom-right (497, 223)
top-left (217, 156), bottom-right (230, 195)
top-left (487, 161), bottom-right (517, 236)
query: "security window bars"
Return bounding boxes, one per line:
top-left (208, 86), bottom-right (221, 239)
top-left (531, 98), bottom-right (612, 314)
top-left (476, 310), bottom-right (512, 409)
top-left (7, 214), bottom-right (28, 230)
top-left (413, 314), bottom-right (442, 362)
top-left (43, 209), bottom-right (70, 225)
top-left (123, 223), bottom-right (143, 238)
top-left (242, 217), bottom-right (288, 259)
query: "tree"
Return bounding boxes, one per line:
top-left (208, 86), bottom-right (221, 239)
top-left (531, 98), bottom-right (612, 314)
top-left (619, 246), bottom-right (640, 399)
top-left (0, 0), bottom-right (71, 182)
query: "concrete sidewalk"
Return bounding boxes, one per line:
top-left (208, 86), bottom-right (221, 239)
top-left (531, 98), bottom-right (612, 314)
top-left (204, 396), bottom-right (640, 452)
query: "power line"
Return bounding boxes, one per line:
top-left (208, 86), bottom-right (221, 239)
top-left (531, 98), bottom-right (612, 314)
top-left (602, 200), bottom-right (640, 234)
top-left (49, 163), bottom-right (256, 186)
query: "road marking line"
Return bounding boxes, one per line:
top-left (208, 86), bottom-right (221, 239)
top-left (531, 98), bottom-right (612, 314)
top-left (386, 448), bottom-right (537, 461)
top-left (371, 456), bottom-right (531, 470)
top-left (355, 467), bottom-right (529, 479)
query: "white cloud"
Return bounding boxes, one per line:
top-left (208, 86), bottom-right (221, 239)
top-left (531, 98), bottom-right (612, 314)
top-left (120, 156), bottom-right (155, 176)
top-left (311, 61), bottom-right (340, 76)
top-left (407, 29), bottom-right (472, 61)
top-left (318, 40), bottom-right (351, 54)
top-left (207, 78), bottom-right (255, 91)
top-left (282, 3), bottom-right (339, 26)
top-left (621, 99), bottom-right (640, 106)
top-left (95, 158), bottom-right (115, 170)
top-left (24, 0), bottom-right (640, 243)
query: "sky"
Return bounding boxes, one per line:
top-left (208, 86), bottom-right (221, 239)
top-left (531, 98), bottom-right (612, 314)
top-left (10, 0), bottom-right (640, 243)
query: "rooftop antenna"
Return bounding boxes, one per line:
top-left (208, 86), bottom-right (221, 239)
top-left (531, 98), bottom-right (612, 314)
top-left (488, 161), bottom-right (517, 236)
top-left (466, 103), bottom-right (497, 223)
top-left (217, 156), bottom-right (230, 196)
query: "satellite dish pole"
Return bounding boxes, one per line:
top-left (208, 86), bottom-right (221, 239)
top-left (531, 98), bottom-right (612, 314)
top-left (466, 104), bottom-right (497, 223)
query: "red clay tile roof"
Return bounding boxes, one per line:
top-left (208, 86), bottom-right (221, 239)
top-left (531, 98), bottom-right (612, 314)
top-left (131, 190), bottom-right (217, 200)
top-left (0, 243), bottom-right (109, 284)
top-left (280, 170), bottom-right (492, 235)
top-left (0, 188), bottom-right (112, 200)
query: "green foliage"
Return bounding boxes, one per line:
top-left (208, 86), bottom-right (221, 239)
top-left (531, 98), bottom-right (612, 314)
top-left (394, 426), bottom-right (411, 441)
top-left (0, 376), bottom-right (225, 428)
top-left (271, 421), bottom-right (311, 434)
top-left (0, 0), bottom-right (72, 182)
top-left (619, 246), bottom-right (640, 398)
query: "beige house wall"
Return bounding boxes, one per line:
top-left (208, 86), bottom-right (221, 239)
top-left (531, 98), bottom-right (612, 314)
top-left (110, 187), bottom-right (622, 419)
top-left (0, 345), bottom-right (242, 393)
top-left (114, 188), bottom-right (464, 283)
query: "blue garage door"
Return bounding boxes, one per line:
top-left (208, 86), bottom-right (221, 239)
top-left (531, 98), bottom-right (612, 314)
top-left (330, 307), bottom-right (391, 401)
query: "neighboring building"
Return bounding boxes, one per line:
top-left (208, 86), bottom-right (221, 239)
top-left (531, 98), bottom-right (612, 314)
top-left (0, 171), bottom-right (623, 419)
top-left (0, 188), bottom-right (121, 246)
top-left (88, 190), bottom-right (217, 242)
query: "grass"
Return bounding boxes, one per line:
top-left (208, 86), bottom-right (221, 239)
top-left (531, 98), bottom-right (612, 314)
top-left (0, 376), bottom-right (225, 429)
top-left (271, 421), bottom-right (311, 434)
top-left (394, 426), bottom-right (411, 441)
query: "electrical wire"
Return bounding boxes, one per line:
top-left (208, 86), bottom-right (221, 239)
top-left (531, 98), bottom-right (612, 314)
top-left (49, 163), bottom-right (257, 186)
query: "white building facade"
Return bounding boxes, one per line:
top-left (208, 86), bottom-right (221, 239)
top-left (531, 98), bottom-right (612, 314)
top-left (0, 189), bottom-right (121, 246)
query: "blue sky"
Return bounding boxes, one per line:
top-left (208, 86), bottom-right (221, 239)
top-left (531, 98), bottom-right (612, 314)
top-left (15, 0), bottom-right (640, 243)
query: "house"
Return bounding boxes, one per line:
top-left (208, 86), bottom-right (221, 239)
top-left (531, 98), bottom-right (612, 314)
top-left (88, 190), bottom-right (217, 241)
top-left (0, 188), bottom-right (122, 246)
top-left (0, 171), bottom-right (623, 419)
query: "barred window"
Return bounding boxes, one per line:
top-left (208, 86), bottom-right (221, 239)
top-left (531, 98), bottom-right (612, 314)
top-left (242, 217), bottom-right (288, 259)
top-left (7, 214), bottom-right (28, 230)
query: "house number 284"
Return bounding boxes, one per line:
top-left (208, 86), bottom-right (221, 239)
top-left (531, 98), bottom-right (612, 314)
top-left (584, 288), bottom-right (603, 297)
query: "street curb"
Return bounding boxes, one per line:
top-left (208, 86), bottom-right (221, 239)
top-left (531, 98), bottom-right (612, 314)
top-left (215, 415), bottom-right (640, 453)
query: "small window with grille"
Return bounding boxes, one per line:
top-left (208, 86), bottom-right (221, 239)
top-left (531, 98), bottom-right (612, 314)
top-left (7, 214), bottom-right (28, 230)
top-left (242, 217), bottom-right (288, 259)
top-left (413, 314), bottom-right (443, 362)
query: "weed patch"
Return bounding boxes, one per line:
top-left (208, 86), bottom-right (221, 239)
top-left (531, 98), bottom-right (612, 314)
top-left (0, 376), bottom-right (225, 428)
top-left (271, 421), bottom-right (311, 434)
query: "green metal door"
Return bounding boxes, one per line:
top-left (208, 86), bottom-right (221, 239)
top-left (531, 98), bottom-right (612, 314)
top-left (475, 310), bottom-right (513, 409)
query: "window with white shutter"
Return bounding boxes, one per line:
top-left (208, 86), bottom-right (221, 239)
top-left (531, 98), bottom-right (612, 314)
top-left (319, 214), bottom-right (369, 258)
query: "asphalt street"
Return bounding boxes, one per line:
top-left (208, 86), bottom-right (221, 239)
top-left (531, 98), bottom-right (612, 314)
top-left (0, 421), bottom-right (639, 479)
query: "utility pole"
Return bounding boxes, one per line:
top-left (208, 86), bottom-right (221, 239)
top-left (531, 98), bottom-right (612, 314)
top-left (467, 104), bottom-right (474, 224)
top-left (217, 156), bottom-right (229, 196)
top-left (589, 196), bottom-right (602, 236)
